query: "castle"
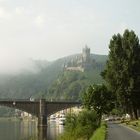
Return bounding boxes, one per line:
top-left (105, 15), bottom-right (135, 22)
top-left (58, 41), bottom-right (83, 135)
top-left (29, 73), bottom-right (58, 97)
top-left (64, 45), bottom-right (95, 72)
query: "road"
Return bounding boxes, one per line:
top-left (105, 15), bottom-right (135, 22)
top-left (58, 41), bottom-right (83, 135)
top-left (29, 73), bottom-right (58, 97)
top-left (107, 122), bottom-right (140, 140)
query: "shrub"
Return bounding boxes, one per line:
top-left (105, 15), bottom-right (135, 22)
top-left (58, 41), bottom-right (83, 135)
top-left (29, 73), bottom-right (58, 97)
top-left (58, 110), bottom-right (99, 140)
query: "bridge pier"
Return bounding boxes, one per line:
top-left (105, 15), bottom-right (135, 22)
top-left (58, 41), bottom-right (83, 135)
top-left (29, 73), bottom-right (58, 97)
top-left (38, 99), bottom-right (47, 127)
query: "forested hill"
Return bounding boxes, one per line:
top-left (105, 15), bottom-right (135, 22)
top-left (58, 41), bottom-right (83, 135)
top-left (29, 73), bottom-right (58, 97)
top-left (0, 54), bottom-right (107, 100)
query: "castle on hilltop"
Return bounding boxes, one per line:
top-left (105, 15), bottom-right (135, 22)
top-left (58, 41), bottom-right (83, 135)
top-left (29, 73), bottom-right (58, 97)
top-left (64, 45), bottom-right (95, 72)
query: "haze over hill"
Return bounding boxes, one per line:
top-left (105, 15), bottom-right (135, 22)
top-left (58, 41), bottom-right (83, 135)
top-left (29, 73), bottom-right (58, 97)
top-left (0, 47), bottom-right (107, 75)
top-left (0, 47), bottom-right (107, 99)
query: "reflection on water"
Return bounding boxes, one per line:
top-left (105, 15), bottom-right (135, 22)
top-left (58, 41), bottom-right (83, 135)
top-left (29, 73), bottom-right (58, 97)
top-left (38, 127), bottom-right (47, 140)
top-left (47, 122), bottom-right (64, 140)
top-left (0, 119), bottom-right (64, 140)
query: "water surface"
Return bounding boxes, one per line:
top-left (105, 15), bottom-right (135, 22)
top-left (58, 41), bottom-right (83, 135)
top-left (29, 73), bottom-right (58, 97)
top-left (0, 119), bottom-right (63, 140)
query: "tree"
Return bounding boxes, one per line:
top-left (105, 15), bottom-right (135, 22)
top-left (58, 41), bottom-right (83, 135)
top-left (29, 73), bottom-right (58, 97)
top-left (82, 84), bottom-right (114, 123)
top-left (102, 29), bottom-right (140, 119)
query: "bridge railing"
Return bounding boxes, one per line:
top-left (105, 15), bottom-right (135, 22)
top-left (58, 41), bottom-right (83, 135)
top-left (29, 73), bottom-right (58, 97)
top-left (0, 98), bottom-right (81, 102)
top-left (0, 98), bottom-right (37, 101)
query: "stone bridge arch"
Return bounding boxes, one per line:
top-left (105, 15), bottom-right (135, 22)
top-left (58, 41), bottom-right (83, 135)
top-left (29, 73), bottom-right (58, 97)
top-left (0, 99), bottom-right (81, 126)
top-left (46, 101), bottom-right (81, 117)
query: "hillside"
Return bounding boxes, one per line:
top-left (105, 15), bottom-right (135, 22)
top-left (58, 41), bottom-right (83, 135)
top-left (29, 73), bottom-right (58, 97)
top-left (0, 53), bottom-right (108, 100)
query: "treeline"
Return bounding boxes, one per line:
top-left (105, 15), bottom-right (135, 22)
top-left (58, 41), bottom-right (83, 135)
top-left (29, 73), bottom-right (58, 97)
top-left (102, 29), bottom-right (140, 119)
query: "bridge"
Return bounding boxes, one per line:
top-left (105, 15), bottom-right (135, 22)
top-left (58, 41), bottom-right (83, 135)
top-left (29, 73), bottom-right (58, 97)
top-left (0, 99), bottom-right (81, 127)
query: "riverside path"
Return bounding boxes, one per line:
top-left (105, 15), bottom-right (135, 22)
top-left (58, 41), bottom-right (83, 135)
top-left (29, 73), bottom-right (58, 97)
top-left (107, 122), bottom-right (140, 140)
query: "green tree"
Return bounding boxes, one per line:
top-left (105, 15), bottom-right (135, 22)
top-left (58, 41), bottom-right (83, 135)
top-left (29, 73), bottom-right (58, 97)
top-left (82, 84), bottom-right (114, 123)
top-left (102, 29), bottom-right (140, 119)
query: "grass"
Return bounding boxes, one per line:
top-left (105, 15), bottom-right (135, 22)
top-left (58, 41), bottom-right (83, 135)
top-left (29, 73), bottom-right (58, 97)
top-left (123, 119), bottom-right (140, 132)
top-left (90, 122), bottom-right (107, 140)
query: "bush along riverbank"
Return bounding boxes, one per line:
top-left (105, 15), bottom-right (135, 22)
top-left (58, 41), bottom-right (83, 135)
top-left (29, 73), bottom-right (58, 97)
top-left (58, 110), bottom-right (101, 140)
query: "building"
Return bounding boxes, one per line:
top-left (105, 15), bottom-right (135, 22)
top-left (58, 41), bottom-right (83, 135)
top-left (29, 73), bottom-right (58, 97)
top-left (64, 45), bottom-right (95, 72)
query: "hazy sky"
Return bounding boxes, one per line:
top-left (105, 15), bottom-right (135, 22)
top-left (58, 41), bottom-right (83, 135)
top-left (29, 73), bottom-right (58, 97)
top-left (0, 0), bottom-right (140, 73)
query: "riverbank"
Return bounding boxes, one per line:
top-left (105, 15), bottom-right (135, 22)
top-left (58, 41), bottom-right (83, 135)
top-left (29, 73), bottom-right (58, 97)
top-left (90, 122), bottom-right (107, 140)
top-left (58, 110), bottom-right (108, 140)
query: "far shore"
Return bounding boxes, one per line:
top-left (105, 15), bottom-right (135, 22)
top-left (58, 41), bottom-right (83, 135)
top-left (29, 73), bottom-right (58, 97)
top-left (0, 117), bottom-right (37, 122)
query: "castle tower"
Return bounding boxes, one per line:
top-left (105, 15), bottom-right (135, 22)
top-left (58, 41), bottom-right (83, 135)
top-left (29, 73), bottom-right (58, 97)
top-left (82, 45), bottom-right (90, 62)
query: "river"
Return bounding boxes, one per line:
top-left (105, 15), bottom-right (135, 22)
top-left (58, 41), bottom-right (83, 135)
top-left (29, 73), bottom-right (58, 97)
top-left (0, 119), bottom-right (64, 140)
